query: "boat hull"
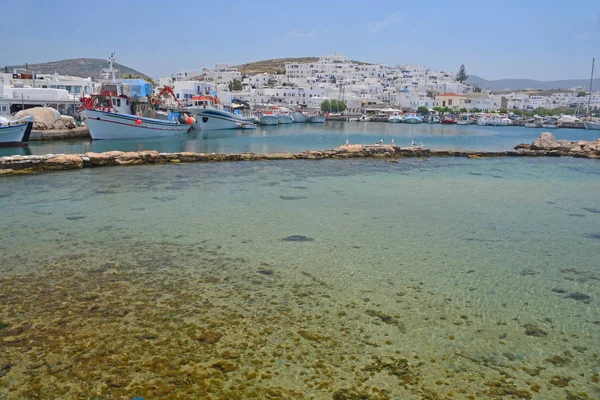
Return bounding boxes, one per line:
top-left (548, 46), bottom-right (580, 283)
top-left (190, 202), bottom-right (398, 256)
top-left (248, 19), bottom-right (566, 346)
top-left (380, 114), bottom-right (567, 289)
top-left (584, 121), bottom-right (600, 130)
top-left (388, 117), bottom-right (403, 123)
top-left (293, 112), bottom-right (308, 123)
top-left (542, 124), bottom-right (558, 129)
top-left (0, 121), bottom-right (33, 146)
top-left (524, 123), bottom-right (542, 128)
top-left (278, 115), bottom-right (294, 124)
top-left (86, 109), bottom-right (190, 140)
top-left (456, 120), bottom-right (474, 125)
top-left (404, 117), bottom-right (422, 124)
top-left (188, 107), bottom-right (250, 130)
top-left (260, 115), bottom-right (279, 126)
top-left (309, 115), bottom-right (326, 123)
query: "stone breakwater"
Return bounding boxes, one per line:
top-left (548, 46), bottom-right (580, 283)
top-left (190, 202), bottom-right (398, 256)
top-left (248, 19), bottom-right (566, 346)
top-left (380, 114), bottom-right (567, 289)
top-left (1, 135), bottom-right (598, 177)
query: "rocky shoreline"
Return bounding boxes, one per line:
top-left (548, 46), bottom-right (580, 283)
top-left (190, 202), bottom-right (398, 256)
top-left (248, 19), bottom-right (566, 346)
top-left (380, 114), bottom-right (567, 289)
top-left (29, 126), bottom-right (90, 141)
top-left (0, 133), bottom-right (597, 176)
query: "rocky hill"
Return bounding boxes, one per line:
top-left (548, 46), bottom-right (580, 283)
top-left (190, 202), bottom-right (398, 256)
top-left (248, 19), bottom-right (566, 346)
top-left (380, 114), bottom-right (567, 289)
top-left (467, 75), bottom-right (600, 92)
top-left (235, 57), bottom-right (319, 75)
top-left (1, 58), bottom-right (148, 79)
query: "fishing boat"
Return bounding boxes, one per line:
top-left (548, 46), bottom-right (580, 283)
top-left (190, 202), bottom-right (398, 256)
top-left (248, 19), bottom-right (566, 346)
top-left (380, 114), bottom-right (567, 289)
top-left (293, 111), bottom-right (308, 123)
top-left (584, 121), bottom-right (600, 130)
top-left (358, 114), bottom-right (371, 122)
top-left (187, 95), bottom-right (254, 130)
top-left (259, 110), bottom-right (279, 125)
top-left (388, 111), bottom-right (403, 123)
top-left (440, 116), bottom-right (456, 124)
top-left (309, 112), bottom-right (326, 123)
top-left (0, 116), bottom-right (34, 146)
top-left (542, 117), bottom-right (559, 129)
top-left (403, 113), bottom-right (422, 124)
top-left (456, 113), bottom-right (475, 125)
top-left (524, 118), bottom-right (543, 128)
top-left (278, 108), bottom-right (295, 124)
top-left (83, 54), bottom-right (192, 140)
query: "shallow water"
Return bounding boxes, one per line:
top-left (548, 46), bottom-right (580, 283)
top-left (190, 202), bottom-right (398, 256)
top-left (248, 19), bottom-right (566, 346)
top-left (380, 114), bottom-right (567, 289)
top-left (0, 157), bottom-right (599, 399)
top-left (1, 122), bottom-right (598, 157)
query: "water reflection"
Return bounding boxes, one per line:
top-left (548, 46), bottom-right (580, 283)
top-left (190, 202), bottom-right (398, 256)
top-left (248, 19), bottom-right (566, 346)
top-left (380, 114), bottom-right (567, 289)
top-left (2, 123), bottom-right (597, 157)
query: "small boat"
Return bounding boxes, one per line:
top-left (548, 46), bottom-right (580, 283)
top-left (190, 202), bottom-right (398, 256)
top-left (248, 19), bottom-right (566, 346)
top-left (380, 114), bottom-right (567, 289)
top-left (524, 118), bottom-right (542, 128)
top-left (309, 112), bottom-right (326, 123)
top-left (584, 121), bottom-right (600, 130)
top-left (0, 116), bottom-right (34, 146)
top-left (188, 95), bottom-right (254, 130)
top-left (404, 113), bottom-right (422, 124)
top-left (441, 116), bottom-right (456, 124)
top-left (456, 113), bottom-right (475, 125)
top-left (388, 111), bottom-right (403, 123)
top-left (259, 111), bottom-right (279, 126)
top-left (542, 118), bottom-right (559, 129)
top-left (278, 108), bottom-right (294, 124)
top-left (358, 115), bottom-right (371, 122)
top-left (293, 111), bottom-right (308, 123)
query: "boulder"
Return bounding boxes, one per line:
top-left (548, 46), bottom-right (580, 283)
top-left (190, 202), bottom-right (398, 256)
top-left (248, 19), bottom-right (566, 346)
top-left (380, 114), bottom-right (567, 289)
top-left (44, 155), bottom-right (84, 170)
top-left (531, 132), bottom-right (558, 150)
top-left (14, 107), bottom-right (62, 130)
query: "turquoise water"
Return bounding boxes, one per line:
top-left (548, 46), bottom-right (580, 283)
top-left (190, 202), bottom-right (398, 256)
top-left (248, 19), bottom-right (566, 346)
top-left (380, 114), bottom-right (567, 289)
top-left (1, 122), bottom-right (598, 157)
top-left (1, 157), bottom-right (599, 398)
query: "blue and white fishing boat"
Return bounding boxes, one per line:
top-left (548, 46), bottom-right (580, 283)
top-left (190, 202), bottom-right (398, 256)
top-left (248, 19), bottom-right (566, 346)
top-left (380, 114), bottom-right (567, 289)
top-left (278, 108), bottom-right (295, 124)
top-left (259, 110), bottom-right (279, 126)
top-left (83, 54), bottom-right (192, 140)
top-left (0, 116), bottom-right (34, 146)
top-left (388, 111), bottom-right (403, 123)
top-left (403, 113), bottom-right (423, 124)
top-left (293, 111), bottom-right (308, 123)
top-left (187, 95), bottom-right (255, 130)
top-left (309, 112), bottom-right (326, 123)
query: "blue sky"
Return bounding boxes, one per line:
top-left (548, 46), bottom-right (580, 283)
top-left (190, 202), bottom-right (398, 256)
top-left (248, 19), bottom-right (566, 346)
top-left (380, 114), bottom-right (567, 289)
top-left (1, 0), bottom-right (599, 81)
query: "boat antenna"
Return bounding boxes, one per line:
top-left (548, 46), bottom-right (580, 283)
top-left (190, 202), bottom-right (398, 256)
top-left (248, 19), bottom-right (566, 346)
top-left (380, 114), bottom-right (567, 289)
top-left (108, 52), bottom-right (117, 83)
top-left (588, 58), bottom-right (595, 115)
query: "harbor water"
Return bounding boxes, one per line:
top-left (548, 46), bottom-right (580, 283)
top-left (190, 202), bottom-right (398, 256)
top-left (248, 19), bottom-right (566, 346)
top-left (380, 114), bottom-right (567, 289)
top-left (1, 122), bottom-right (599, 157)
top-left (1, 155), bottom-right (599, 399)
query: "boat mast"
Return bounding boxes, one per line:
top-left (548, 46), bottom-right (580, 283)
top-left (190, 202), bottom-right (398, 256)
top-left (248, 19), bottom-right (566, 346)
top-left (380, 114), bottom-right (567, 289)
top-left (588, 58), bottom-right (594, 115)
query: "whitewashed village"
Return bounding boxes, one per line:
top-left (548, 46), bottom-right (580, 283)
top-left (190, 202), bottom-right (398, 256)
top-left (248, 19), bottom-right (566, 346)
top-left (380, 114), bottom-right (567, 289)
top-left (1, 53), bottom-right (599, 146)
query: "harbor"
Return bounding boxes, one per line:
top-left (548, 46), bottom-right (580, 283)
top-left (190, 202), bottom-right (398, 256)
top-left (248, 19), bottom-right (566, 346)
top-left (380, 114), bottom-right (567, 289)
top-left (1, 2), bottom-right (600, 398)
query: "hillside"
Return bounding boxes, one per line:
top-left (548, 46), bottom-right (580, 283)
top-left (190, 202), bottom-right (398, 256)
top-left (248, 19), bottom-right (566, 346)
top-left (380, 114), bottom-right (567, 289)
top-left (235, 57), bottom-right (319, 75)
top-left (1, 58), bottom-right (148, 79)
top-left (467, 75), bottom-right (600, 92)
top-left (235, 57), bottom-right (372, 75)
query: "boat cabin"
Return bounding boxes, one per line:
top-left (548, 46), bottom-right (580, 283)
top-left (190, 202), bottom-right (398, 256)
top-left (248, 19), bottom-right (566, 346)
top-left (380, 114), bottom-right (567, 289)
top-left (191, 95), bottom-right (219, 108)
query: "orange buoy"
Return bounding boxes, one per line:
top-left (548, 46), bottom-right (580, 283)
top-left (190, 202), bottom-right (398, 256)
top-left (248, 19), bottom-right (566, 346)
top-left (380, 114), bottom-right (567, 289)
top-left (186, 116), bottom-right (193, 124)
top-left (135, 119), bottom-right (142, 125)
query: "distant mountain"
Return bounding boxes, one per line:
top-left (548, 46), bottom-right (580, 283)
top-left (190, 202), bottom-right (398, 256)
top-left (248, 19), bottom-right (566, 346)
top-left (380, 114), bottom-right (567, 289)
top-left (466, 75), bottom-right (600, 91)
top-left (1, 58), bottom-right (148, 79)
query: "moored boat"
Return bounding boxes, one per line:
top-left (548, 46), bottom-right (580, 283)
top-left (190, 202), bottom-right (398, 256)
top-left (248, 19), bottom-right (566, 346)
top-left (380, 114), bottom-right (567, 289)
top-left (440, 116), bottom-right (456, 124)
top-left (456, 113), bottom-right (475, 125)
top-left (0, 116), bottom-right (34, 146)
top-left (187, 95), bottom-right (254, 130)
top-left (278, 108), bottom-right (294, 124)
top-left (259, 111), bottom-right (279, 126)
top-left (293, 111), bottom-right (308, 123)
top-left (404, 113), bottom-right (422, 124)
top-left (309, 112), bottom-right (326, 123)
top-left (82, 54), bottom-right (192, 140)
top-left (584, 121), bottom-right (600, 130)
top-left (388, 111), bottom-right (403, 123)
top-left (524, 118), bottom-right (543, 128)
top-left (542, 117), bottom-right (559, 129)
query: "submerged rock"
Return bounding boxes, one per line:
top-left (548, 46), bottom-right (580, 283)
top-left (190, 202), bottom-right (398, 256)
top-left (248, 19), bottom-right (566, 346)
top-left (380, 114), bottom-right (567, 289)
top-left (281, 235), bottom-right (314, 242)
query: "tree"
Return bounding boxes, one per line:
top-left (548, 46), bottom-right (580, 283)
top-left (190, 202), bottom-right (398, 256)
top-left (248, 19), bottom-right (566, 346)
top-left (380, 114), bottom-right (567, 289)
top-left (228, 79), bottom-right (243, 91)
top-left (320, 100), bottom-right (330, 113)
top-left (330, 100), bottom-right (338, 112)
top-left (456, 64), bottom-right (468, 83)
top-left (337, 100), bottom-right (347, 112)
top-left (417, 106), bottom-right (429, 114)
